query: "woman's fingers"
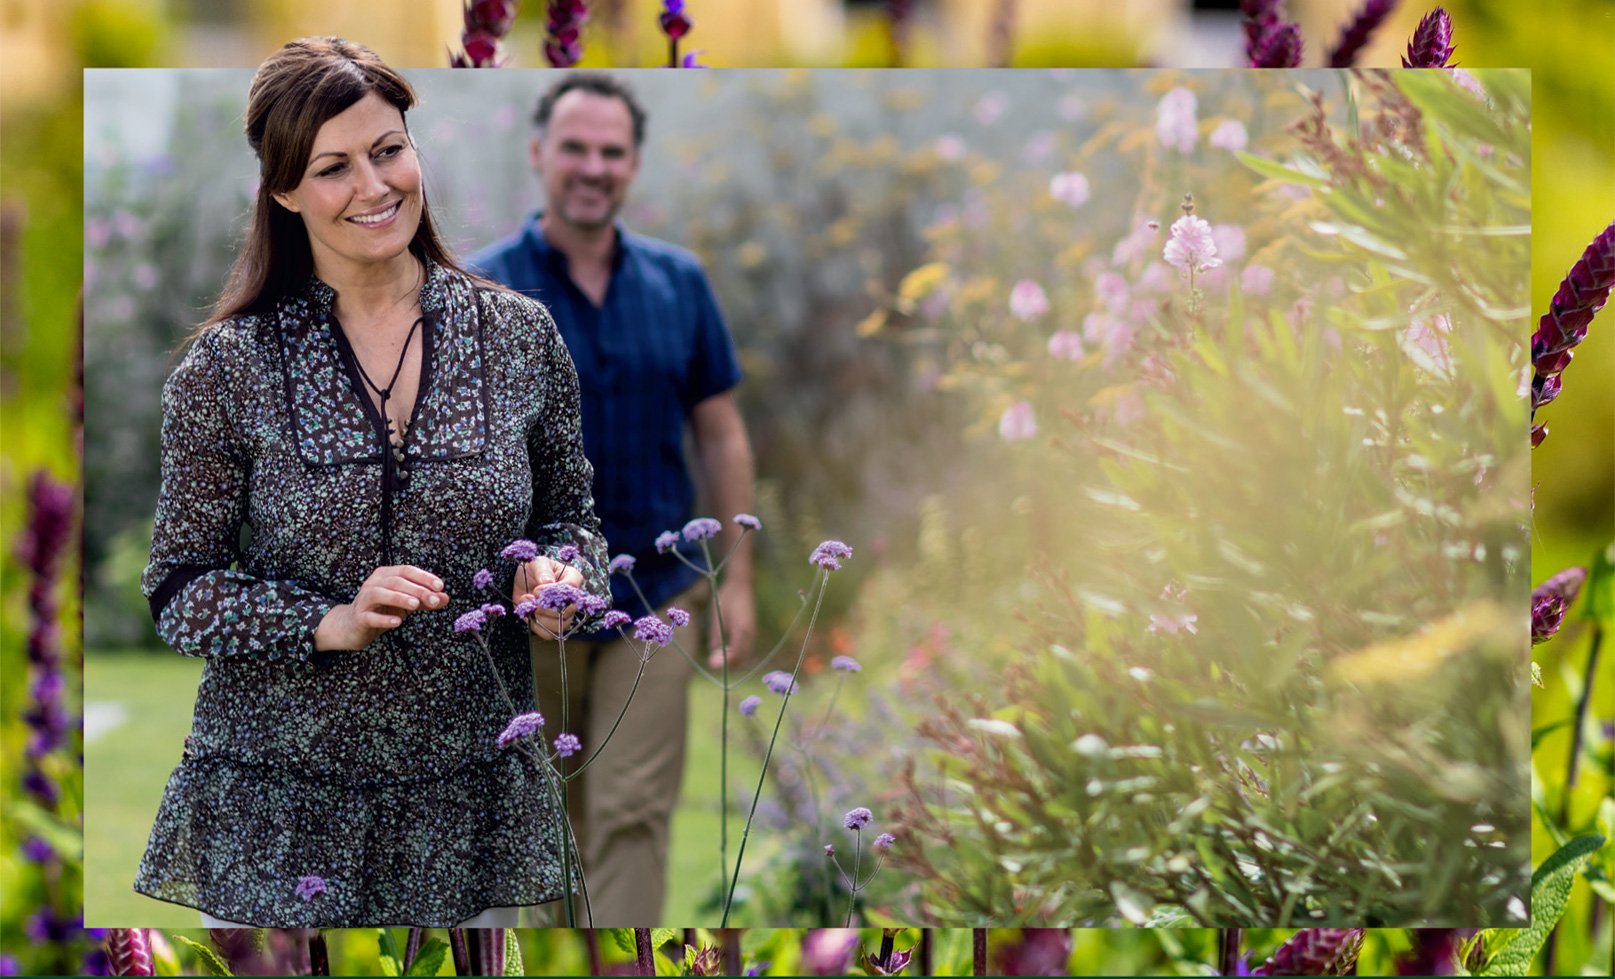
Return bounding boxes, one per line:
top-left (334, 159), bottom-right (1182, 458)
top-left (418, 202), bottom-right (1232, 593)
top-left (358, 608), bottom-right (404, 629)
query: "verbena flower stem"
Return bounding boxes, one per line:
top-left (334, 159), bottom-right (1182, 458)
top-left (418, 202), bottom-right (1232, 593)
top-left (720, 570), bottom-right (832, 925)
top-left (845, 827), bottom-right (865, 926)
top-left (403, 929), bottom-right (423, 972)
top-left (703, 542), bottom-right (733, 906)
top-left (1219, 928), bottom-right (1243, 975)
top-left (634, 928), bottom-right (654, 976)
top-left (1560, 624), bottom-right (1605, 826)
top-left (309, 932), bottom-right (331, 976)
top-left (562, 660), bottom-right (647, 779)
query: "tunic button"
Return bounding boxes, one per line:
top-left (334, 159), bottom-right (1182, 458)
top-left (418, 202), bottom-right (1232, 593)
top-left (393, 446), bottom-right (406, 464)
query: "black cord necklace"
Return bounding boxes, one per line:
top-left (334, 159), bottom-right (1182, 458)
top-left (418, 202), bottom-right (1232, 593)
top-left (351, 315), bottom-right (423, 463)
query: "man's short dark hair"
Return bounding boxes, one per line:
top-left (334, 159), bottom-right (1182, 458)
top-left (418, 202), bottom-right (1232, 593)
top-left (533, 72), bottom-right (647, 148)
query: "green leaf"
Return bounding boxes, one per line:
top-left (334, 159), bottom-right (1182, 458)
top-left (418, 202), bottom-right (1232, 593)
top-left (503, 930), bottom-right (524, 977)
top-left (378, 930), bottom-right (402, 978)
top-left (1576, 541), bottom-right (1615, 625)
top-left (1237, 151), bottom-right (1326, 188)
top-left (404, 939), bottom-right (449, 977)
top-left (172, 936), bottom-right (234, 977)
top-left (1531, 717), bottom-right (1570, 749)
top-left (650, 928), bottom-right (679, 952)
top-left (605, 929), bottom-right (636, 955)
top-left (1480, 834), bottom-right (1605, 975)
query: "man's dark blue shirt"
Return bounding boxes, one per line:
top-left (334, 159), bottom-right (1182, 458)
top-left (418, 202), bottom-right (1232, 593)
top-left (468, 213), bottom-right (742, 629)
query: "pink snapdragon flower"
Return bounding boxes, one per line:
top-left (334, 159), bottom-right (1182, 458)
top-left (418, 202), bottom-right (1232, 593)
top-left (1009, 279), bottom-right (1051, 321)
top-left (1049, 171), bottom-right (1091, 207)
top-left (1155, 88), bottom-right (1198, 154)
top-left (1208, 119), bottom-right (1248, 152)
top-left (998, 400), bottom-right (1037, 441)
top-left (1163, 215), bottom-right (1222, 275)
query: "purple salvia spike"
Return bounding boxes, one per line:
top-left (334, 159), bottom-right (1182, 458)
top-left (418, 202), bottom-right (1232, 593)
top-left (1252, 928), bottom-right (1365, 976)
top-left (1401, 7), bottom-right (1456, 67)
top-left (1327, 0), bottom-right (1399, 67)
top-left (105, 929), bottom-right (155, 977)
top-left (1251, 21), bottom-right (1304, 67)
top-left (1531, 217), bottom-right (1615, 445)
top-left (1532, 566), bottom-right (1588, 645)
top-left (1240, 0), bottom-right (1288, 61)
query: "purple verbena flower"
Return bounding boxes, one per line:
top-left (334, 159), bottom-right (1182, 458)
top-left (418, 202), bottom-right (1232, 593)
top-left (453, 609), bottom-right (487, 633)
top-left (734, 513), bottom-right (763, 530)
top-left (554, 732), bottom-right (582, 757)
top-left (739, 695), bottom-right (761, 716)
top-left (873, 833), bottom-right (896, 850)
top-left (473, 568), bottom-right (494, 591)
top-left (294, 876), bottom-right (327, 901)
top-left (1402, 7), bottom-right (1455, 67)
top-left (497, 711), bottom-right (545, 747)
top-left (683, 517), bottom-right (723, 541)
top-left (843, 806), bottom-right (874, 830)
top-left (555, 544), bottom-right (580, 563)
top-left (480, 603), bottom-right (506, 618)
top-left (538, 583), bottom-right (590, 612)
top-left (601, 610), bottom-right (632, 630)
top-left (762, 670), bottom-right (799, 695)
top-left (634, 615), bottom-right (675, 647)
top-left (514, 597), bottom-right (541, 618)
top-left (608, 554), bottom-right (637, 575)
top-left (667, 606), bottom-right (691, 628)
top-left (810, 540), bottom-right (853, 571)
top-left (823, 844), bottom-right (836, 857)
top-left (830, 655), bottom-right (861, 672)
top-left (655, 530), bottom-right (680, 554)
top-left (501, 539), bottom-right (539, 562)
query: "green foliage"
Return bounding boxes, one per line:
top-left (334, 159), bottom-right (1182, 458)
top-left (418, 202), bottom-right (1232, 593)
top-left (884, 71), bottom-right (1531, 926)
top-left (403, 938), bottom-right (448, 977)
top-left (170, 935), bottom-right (233, 976)
top-left (1477, 835), bottom-right (1606, 975)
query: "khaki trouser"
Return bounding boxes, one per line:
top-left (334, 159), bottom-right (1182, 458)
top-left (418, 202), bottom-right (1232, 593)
top-left (531, 581), bottom-right (704, 926)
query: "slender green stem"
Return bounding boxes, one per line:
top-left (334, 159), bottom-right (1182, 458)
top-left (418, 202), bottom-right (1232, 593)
top-left (563, 659), bottom-right (648, 780)
top-left (720, 570), bottom-right (832, 925)
top-left (1561, 625), bottom-right (1604, 825)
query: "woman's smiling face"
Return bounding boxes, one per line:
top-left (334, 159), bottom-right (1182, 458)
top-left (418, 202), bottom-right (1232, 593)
top-left (273, 91), bottom-right (423, 279)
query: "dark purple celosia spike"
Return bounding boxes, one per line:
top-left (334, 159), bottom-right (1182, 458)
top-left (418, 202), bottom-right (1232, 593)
top-left (104, 930), bottom-right (154, 977)
top-left (210, 929), bottom-right (272, 975)
top-left (1531, 217), bottom-right (1615, 446)
top-left (20, 471), bottom-right (74, 808)
top-left (452, 0), bottom-right (518, 67)
top-left (995, 929), bottom-right (1072, 976)
top-left (475, 929), bottom-right (506, 977)
top-left (1252, 929), bottom-right (1364, 976)
top-left (887, 0), bottom-right (914, 66)
top-left (1250, 21), bottom-right (1304, 67)
top-left (1394, 930), bottom-right (1465, 976)
top-left (1327, 0), bottom-right (1399, 67)
top-left (1240, 0), bottom-right (1287, 61)
top-left (545, 0), bottom-right (589, 67)
top-left (1532, 566), bottom-right (1588, 644)
top-left (1401, 7), bottom-right (1456, 67)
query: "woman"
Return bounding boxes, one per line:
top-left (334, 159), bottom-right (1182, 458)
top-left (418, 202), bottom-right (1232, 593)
top-left (134, 37), bottom-right (606, 928)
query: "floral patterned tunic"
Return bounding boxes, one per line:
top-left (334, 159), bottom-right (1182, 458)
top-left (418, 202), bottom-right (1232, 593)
top-left (134, 261), bottom-right (609, 927)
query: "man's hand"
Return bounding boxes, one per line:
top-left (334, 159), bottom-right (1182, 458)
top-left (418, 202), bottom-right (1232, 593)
top-left (515, 556), bottom-right (587, 638)
top-left (707, 575), bottom-right (756, 670)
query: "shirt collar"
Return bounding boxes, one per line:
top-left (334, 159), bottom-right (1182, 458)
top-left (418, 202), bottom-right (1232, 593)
top-left (525, 211), bottom-right (632, 275)
top-left (277, 258), bottom-right (488, 466)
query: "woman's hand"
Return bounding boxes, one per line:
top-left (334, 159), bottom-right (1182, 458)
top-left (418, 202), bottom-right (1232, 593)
top-left (515, 556), bottom-right (586, 639)
top-left (314, 565), bottom-right (448, 651)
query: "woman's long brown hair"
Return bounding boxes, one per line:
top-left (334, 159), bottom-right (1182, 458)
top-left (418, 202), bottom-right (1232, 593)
top-left (198, 37), bottom-right (469, 334)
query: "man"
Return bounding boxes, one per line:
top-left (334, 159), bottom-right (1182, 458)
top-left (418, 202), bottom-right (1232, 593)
top-left (469, 72), bottom-right (756, 926)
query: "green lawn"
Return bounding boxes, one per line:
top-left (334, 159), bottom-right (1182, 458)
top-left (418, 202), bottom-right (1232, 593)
top-left (84, 651), bottom-right (762, 927)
